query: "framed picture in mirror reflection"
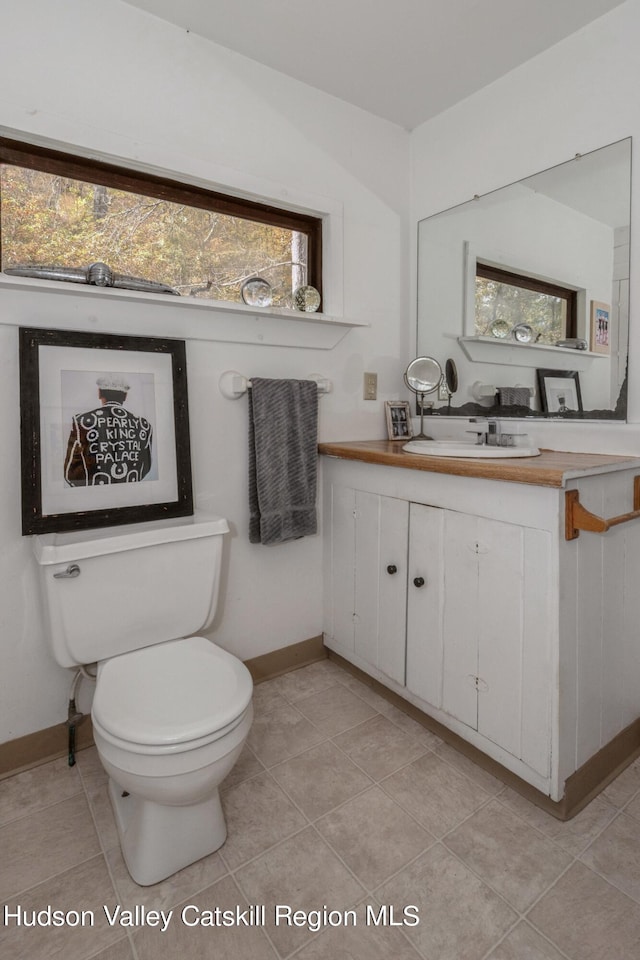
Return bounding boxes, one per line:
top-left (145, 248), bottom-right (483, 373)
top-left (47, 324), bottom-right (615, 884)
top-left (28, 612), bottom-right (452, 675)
top-left (536, 369), bottom-right (583, 415)
top-left (590, 300), bottom-right (611, 355)
top-left (385, 401), bottom-right (413, 440)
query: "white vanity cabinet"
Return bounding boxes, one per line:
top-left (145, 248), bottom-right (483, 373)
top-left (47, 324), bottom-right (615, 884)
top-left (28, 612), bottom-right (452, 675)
top-left (321, 444), bottom-right (640, 808)
top-left (406, 503), bottom-right (552, 779)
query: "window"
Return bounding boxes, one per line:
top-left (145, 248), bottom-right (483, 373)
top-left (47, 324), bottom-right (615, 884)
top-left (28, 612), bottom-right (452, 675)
top-left (0, 137), bottom-right (322, 309)
top-left (475, 262), bottom-right (576, 344)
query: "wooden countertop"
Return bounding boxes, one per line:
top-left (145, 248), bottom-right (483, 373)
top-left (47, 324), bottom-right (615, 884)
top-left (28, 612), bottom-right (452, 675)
top-left (318, 440), bottom-right (640, 488)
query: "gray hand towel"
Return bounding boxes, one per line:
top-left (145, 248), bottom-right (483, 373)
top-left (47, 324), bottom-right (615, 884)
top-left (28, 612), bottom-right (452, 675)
top-left (248, 378), bottom-right (319, 545)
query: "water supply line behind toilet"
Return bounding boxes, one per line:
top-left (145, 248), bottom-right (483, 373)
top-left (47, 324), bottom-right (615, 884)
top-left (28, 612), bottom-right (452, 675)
top-left (66, 664), bottom-right (96, 766)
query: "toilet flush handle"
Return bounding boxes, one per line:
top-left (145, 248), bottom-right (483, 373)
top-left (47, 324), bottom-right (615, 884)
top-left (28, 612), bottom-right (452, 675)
top-left (53, 564), bottom-right (81, 579)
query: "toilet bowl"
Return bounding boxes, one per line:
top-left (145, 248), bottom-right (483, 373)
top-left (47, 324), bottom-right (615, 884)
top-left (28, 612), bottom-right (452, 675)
top-left (91, 635), bottom-right (253, 885)
top-left (33, 514), bottom-right (253, 886)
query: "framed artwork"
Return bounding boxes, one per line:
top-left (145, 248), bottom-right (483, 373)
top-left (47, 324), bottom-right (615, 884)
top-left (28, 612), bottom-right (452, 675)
top-left (590, 300), bottom-right (611, 355)
top-left (385, 400), bottom-right (413, 440)
top-left (536, 368), bottom-right (583, 414)
top-left (19, 327), bottom-right (193, 535)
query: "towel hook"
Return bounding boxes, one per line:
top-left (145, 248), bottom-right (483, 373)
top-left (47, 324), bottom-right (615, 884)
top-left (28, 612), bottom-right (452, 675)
top-left (219, 371), bottom-right (332, 400)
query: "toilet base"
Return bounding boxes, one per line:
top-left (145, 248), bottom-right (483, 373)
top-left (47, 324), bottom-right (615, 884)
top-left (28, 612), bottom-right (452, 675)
top-left (108, 778), bottom-right (227, 886)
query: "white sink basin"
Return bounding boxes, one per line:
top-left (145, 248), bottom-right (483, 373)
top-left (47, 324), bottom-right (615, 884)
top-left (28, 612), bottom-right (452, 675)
top-left (403, 440), bottom-right (541, 459)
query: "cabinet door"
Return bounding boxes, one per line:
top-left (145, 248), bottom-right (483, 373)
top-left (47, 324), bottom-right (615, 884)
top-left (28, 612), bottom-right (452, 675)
top-left (325, 484), bottom-right (357, 652)
top-left (408, 504), bottom-right (551, 777)
top-left (354, 491), bottom-right (408, 685)
top-left (325, 485), bottom-right (408, 685)
top-left (405, 503), bottom-right (446, 709)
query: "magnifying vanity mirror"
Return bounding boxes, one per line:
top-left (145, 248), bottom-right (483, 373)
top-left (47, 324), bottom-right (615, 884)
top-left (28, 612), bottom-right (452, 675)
top-left (417, 137), bottom-right (632, 420)
top-left (404, 356), bottom-right (442, 438)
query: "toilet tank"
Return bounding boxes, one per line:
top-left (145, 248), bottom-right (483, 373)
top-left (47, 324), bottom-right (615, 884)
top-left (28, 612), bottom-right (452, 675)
top-left (33, 513), bottom-right (229, 668)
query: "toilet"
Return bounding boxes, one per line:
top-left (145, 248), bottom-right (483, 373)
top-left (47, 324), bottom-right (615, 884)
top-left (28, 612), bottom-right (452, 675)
top-left (33, 513), bottom-right (253, 886)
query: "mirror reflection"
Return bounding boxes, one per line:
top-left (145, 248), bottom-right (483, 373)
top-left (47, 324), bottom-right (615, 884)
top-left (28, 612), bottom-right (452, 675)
top-left (417, 138), bottom-right (631, 420)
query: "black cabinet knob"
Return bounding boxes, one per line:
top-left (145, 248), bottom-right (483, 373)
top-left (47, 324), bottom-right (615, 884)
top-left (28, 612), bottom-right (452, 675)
top-left (413, 576), bottom-right (425, 588)
top-left (386, 564), bottom-right (398, 575)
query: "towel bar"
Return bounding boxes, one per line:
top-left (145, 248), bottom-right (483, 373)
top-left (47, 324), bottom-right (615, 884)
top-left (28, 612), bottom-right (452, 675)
top-left (565, 477), bottom-right (640, 539)
top-left (219, 371), bottom-right (332, 400)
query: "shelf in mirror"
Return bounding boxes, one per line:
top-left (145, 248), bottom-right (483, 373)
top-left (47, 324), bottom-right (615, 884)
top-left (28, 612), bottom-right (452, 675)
top-left (457, 335), bottom-right (606, 370)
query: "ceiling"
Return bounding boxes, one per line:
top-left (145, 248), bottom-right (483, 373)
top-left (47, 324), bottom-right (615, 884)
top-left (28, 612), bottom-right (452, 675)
top-left (123, 0), bottom-right (626, 130)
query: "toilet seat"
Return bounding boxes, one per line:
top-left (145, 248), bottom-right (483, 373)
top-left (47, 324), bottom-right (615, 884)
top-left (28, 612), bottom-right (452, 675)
top-left (92, 636), bottom-right (253, 753)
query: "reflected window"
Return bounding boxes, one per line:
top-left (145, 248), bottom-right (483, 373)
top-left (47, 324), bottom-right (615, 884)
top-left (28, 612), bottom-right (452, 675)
top-left (475, 262), bottom-right (577, 344)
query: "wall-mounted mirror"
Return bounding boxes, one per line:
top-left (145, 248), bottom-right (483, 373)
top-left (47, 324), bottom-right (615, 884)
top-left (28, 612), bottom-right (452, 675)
top-left (417, 138), bottom-right (631, 420)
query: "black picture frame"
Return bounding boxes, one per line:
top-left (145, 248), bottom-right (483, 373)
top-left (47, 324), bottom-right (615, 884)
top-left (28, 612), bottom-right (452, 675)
top-left (536, 368), bottom-right (583, 414)
top-left (19, 327), bottom-right (193, 535)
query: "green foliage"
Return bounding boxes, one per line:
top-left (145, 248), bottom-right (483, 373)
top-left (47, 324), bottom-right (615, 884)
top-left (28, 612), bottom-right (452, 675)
top-left (0, 166), bottom-right (308, 306)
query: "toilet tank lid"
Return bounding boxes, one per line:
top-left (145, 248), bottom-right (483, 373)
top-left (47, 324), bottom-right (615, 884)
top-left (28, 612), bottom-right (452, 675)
top-left (33, 513), bottom-right (229, 565)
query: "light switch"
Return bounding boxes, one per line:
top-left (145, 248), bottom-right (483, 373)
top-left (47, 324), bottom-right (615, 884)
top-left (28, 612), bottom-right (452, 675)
top-left (363, 372), bottom-right (377, 400)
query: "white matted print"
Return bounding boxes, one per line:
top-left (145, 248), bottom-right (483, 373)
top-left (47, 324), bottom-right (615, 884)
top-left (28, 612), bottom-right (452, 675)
top-left (20, 328), bottom-right (193, 534)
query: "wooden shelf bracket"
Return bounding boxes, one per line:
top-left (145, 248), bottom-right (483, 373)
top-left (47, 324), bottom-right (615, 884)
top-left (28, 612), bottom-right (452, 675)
top-left (565, 476), bottom-right (640, 540)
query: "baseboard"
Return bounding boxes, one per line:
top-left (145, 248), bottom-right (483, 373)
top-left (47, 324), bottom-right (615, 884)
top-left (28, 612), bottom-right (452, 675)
top-left (562, 717), bottom-right (640, 818)
top-left (244, 634), bottom-right (326, 683)
top-left (0, 635), bottom-right (327, 780)
top-left (0, 717), bottom-right (94, 781)
top-left (326, 650), bottom-right (640, 821)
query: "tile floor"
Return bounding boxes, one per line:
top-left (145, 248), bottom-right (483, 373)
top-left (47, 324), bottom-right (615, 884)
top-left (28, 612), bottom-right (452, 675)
top-left (3, 657), bottom-right (640, 960)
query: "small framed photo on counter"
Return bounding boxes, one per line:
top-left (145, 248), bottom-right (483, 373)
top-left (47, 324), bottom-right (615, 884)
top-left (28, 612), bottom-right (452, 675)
top-left (590, 300), bottom-right (611, 355)
top-left (385, 400), bottom-right (413, 440)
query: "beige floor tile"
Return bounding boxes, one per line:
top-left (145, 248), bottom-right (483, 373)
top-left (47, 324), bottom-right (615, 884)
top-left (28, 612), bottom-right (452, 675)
top-left (292, 902), bottom-right (423, 960)
top-left (295, 684), bottom-right (378, 737)
top-left (84, 781), bottom-right (120, 855)
top-left (251, 681), bottom-right (291, 714)
top-left (333, 715), bottom-right (429, 780)
top-left (92, 941), bottom-right (136, 960)
top-left (377, 702), bottom-right (443, 749)
top-left (316, 785), bottom-right (433, 889)
top-left (107, 840), bottom-right (227, 911)
top-left (134, 875), bottom-right (277, 960)
top-left (219, 771), bottom-right (306, 869)
top-left (269, 660), bottom-right (342, 702)
top-left (445, 799), bottom-right (572, 912)
top-left (377, 843), bottom-right (517, 960)
top-left (247, 696), bottom-right (325, 766)
top-left (434, 741), bottom-right (506, 795)
top-left (529, 861), bottom-right (640, 960)
top-left (580, 811), bottom-right (640, 902)
top-left (220, 743), bottom-right (264, 793)
top-left (270, 740), bottom-right (372, 819)
top-left (498, 787), bottom-right (619, 856)
top-left (486, 921), bottom-right (566, 959)
top-left (76, 746), bottom-right (108, 791)
top-left (334, 673), bottom-right (403, 714)
top-left (235, 826), bottom-right (365, 956)
top-left (602, 758), bottom-right (640, 808)
top-left (0, 854), bottom-right (123, 960)
top-left (0, 793), bottom-right (100, 900)
top-left (0, 757), bottom-right (83, 826)
top-left (626, 791), bottom-right (640, 822)
top-left (382, 752), bottom-right (490, 837)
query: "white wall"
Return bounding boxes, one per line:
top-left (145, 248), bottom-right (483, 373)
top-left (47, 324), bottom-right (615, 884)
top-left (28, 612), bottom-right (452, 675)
top-left (410, 0), bottom-right (640, 452)
top-left (0, 0), bottom-right (410, 742)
